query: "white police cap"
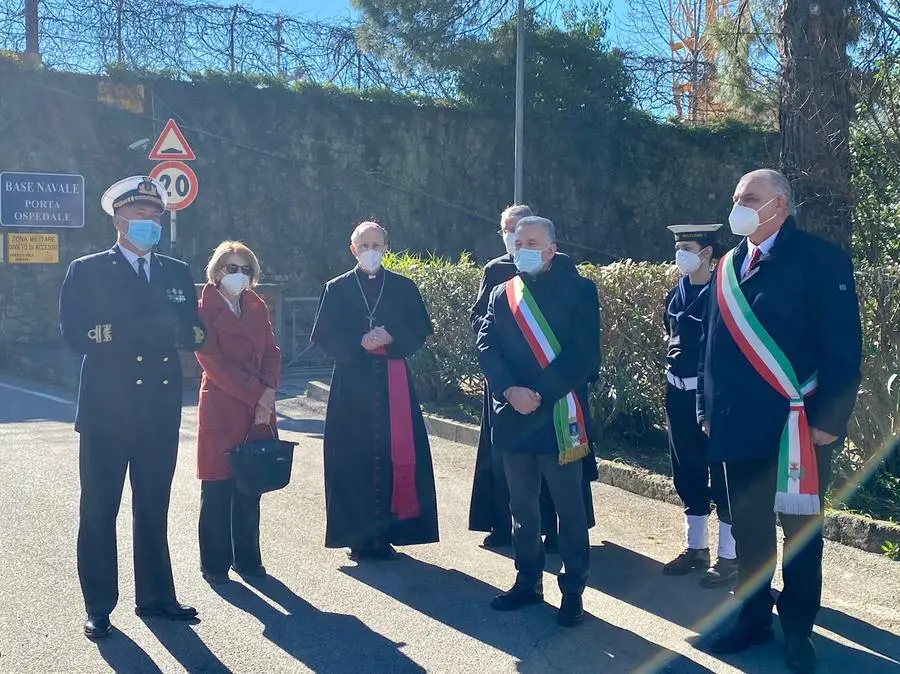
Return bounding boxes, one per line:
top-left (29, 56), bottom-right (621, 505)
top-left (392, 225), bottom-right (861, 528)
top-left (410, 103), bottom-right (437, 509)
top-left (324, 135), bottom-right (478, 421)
top-left (101, 175), bottom-right (168, 216)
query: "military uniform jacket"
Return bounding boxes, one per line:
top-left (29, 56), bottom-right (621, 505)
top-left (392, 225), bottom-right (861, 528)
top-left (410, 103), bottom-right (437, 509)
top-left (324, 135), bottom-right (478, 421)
top-left (663, 275), bottom-right (710, 381)
top-left (697, 218), bottom-right (862, 463)
top-left (59, 245), bottom-right (206, 435)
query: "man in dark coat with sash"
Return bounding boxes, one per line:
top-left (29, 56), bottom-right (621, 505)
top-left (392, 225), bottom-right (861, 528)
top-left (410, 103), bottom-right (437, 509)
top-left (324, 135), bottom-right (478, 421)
top-left (661, 223), bottom-right (737, 588)
top-left (698, 170), bottom-right (862, 673)
top-left (311, 221), bottom-right (439, 561)
top-left (468, 205), bottom-right (598, 550)
top-left (477, 216), bottom-right (601, 627)
top-left (59, 176), bottom-right (207, 639)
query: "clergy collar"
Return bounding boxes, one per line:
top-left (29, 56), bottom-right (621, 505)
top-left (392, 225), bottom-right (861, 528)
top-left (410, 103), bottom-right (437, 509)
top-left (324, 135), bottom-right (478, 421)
top-left (355, 265), bottom-right (384, 281)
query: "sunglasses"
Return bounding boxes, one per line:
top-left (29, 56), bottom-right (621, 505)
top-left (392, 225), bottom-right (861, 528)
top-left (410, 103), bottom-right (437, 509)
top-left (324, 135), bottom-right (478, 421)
top-left (224, 263), bottom-right (253, 275)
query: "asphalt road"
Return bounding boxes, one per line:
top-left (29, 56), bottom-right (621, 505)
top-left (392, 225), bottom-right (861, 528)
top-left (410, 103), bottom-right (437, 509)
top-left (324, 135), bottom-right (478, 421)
top-left (0, 376), bottom-right (897, 673)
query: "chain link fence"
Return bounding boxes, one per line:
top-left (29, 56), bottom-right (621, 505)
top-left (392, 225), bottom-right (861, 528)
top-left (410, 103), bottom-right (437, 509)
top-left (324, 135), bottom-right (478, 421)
top-left (0, 0), bottom-right (411, 89)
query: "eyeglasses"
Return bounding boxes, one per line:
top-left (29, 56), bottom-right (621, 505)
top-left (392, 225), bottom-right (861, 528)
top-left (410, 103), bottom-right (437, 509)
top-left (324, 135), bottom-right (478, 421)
top-left (224, 264), bottom-right (253, 275)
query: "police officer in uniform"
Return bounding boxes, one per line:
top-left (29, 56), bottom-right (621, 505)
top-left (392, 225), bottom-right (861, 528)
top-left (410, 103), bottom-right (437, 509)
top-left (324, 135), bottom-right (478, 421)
top-left (662, 224), bottom-right (738, 587)
top-left (59, 176), bottom-right (206, 639)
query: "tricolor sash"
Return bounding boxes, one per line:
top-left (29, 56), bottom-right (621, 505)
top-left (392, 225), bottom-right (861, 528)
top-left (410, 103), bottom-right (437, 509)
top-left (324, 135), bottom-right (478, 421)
top-left (717, 248), bottom-right (820, 516)
top-left (505, 276), bottom-right (590, 465)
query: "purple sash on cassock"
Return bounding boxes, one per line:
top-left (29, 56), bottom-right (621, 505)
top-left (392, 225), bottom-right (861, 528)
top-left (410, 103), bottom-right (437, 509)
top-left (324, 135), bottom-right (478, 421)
top-left (374, 348), bottom-right (420, 520)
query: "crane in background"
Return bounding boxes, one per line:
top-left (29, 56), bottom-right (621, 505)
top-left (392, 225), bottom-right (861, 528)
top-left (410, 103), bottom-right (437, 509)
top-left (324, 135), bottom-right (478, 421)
top-left (669, 0), bottom-right (741, 122)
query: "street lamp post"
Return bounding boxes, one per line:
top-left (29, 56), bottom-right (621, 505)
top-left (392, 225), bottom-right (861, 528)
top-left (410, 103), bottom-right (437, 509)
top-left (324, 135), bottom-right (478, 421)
top-left (514, 0), bottom-right (525, 204)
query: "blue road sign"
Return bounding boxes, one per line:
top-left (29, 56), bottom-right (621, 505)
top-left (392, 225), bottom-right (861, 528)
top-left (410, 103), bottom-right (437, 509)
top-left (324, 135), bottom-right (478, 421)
top-left (1, 172), bottom-right (85, 228)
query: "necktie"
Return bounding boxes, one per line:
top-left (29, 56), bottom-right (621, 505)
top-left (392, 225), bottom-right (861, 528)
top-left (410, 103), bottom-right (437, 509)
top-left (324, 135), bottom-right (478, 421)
top-left (137, 257), bottom-right (149, 283)
top-left (743, 247), bottom-right (761, 279)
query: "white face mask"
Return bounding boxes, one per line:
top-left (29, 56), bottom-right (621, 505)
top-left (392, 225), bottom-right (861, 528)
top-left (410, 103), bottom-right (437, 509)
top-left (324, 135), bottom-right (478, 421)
top-left (502, 232), bottom-right (517, 256)
top-left (729, 197), bottom-right (777, 236)
top-left (220, 272), bottom-right (250, 295)
top-left (675, 249), bottom-right (702, 275)
top-left (358, 249), bottom-right (383, 273)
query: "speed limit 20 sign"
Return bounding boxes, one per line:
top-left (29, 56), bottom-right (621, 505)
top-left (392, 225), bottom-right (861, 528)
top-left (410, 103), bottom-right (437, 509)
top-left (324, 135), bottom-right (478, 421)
top-left (148, 160), bottom-right (198, 212)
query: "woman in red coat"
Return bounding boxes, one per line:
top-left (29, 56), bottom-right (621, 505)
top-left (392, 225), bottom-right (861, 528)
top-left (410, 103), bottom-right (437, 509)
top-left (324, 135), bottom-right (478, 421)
top-left (196, 241), bottom-right (281, 584)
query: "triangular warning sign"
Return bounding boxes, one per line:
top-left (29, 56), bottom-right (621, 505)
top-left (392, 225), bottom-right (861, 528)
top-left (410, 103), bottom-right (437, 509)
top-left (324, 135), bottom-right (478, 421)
top-left (148, 119), bottom-right (196, 161)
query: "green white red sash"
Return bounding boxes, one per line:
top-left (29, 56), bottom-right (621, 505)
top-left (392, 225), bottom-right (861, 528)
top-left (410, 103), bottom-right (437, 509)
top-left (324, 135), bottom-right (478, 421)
top-left (717, 248), bottom-right (820, 515)
top-left (505, 276), bottom-right (590, 465)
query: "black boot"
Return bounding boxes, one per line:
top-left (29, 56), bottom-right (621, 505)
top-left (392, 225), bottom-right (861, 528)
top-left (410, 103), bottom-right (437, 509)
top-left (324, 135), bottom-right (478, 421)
top-left (662, 548), bottom-right (710, 575)
top-left (699, 557), bottom-right (738, 588)
top-left (785, 635), bottom-right (818, 673)
top-left (491, 584), bottom-right (543, 611)
top-left (556, 594), bottom-right (584, 627)
top-left (708, 623), bottom-right (774, 654)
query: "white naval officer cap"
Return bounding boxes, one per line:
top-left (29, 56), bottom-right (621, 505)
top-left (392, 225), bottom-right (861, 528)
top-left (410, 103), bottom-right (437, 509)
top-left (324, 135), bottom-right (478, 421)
top-left (100, 175), bottom-right (168, 216)
top-left (666, 223), bottom-right (723, 245)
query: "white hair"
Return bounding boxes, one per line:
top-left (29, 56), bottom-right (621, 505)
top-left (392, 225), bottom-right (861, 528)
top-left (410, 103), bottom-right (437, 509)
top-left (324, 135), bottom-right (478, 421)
top-left (515, 215), bottom-right (556, 243)
top-left (745, 169), bottom-right (796, 215)
top-left (350, 221), bottom-right (387, 245)
top-left (500, 204), bottom-right (534, 225)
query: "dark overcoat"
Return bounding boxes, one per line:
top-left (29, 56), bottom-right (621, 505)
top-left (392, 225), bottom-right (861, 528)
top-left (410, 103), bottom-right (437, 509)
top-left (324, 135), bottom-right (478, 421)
top-left (697, 218), bottom-right (863, 463)
top-left (467, 253), bottom-right (599, 532)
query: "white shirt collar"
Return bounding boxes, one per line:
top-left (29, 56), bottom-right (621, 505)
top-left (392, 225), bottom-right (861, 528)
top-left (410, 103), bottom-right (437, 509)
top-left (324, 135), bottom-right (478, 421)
top-left (117, 243), bottom-right (151, 267)
top-left (746, 228), bottom-right (780, 258)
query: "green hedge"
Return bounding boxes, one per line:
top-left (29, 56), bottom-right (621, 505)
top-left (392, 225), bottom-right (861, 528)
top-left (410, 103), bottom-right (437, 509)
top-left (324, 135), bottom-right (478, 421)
top-left (385, 252), bottom-right (900, 479)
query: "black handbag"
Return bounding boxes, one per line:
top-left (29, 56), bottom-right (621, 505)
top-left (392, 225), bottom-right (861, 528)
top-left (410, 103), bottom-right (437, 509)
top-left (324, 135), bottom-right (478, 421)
top-left (228, 423), bottom-right (298, 495)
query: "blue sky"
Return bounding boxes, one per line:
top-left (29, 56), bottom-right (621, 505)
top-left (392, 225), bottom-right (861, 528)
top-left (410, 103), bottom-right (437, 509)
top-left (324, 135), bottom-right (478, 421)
top-left (242, 0), bottom-right (632, 45)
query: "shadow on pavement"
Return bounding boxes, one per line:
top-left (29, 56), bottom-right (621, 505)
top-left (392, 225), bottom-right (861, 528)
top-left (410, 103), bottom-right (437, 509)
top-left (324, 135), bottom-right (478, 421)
top-left (485, 540), bottom-right (736, 633)
top-left (213, 575), bottom-right (424, 673)
top-left (341, 555), bottom-right (716, 674)
top-left (96, 628), bottom-right (163, 673)
top-left (276, 415), bottom-right (324, 439)
top-left (139, 618), bottom-right (230, 673)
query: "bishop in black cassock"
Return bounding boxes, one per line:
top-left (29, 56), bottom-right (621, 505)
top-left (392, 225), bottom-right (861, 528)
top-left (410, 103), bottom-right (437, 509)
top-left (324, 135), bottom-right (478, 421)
top-left (311, 222), bottom-right (439, 561)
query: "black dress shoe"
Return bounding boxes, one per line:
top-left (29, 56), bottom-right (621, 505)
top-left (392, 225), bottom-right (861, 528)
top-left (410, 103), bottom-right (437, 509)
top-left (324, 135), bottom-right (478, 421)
top-left (663, 548), bottom-right (711, 575)
top-left (84, 614), bottom-right (112, 640)
top-left (785, 635), bottom-right (818, 673)
top-left (135, 603), bottom-right (199, 621)
top-left (202, 570), bottom-right (231, 585)
top-left (490, 585), bottom-right (544, 611)
top-left (483, 531), bottom-right (512, 548)
top-left (556, 594), bottom-right (584, 627)
top-left (708, 624), bottom-right (774, 654)
top-left (699, 557), bottom-right (739, 588)
top-left (348, 545), bottom-right (398, 562)
top-left (234, 565), bottom-right (267, 579)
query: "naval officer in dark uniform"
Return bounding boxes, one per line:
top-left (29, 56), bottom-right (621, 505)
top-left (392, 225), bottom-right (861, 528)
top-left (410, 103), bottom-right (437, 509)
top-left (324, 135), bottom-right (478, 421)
top-left (661, 224), bottom-right (737, 588)
top-left (59, 176), bottom-right (206, 639)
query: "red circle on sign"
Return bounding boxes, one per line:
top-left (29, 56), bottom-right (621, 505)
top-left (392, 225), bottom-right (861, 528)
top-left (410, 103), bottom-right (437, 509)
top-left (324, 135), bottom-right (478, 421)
top-left (149, 160), bottom-right (198, 211)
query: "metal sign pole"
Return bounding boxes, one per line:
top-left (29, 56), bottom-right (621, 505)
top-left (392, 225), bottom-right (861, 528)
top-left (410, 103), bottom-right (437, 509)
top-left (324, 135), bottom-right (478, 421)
top-left (514, 0), bottom-right (526, 204)
top-left (169, 209), bottom-right (177, 256)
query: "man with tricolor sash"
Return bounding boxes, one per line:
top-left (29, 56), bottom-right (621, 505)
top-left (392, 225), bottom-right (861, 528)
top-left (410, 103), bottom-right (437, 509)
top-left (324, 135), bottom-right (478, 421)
top-left (467, 204), bottom-right (599, 552)
top-left (698, 170), bottom-right (862, 673)
top-left (476, 216), bottom-right (601, 627)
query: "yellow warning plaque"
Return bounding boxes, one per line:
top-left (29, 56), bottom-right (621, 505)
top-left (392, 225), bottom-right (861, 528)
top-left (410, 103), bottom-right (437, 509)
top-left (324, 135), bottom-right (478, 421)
top-left (7, 232), bottom-right (59, 264)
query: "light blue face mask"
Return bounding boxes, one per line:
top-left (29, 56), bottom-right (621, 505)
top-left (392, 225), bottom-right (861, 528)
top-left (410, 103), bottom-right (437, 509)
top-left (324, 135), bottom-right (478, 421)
top-left (121, 218), bottom-right (162, 251)
top-left (514, 248), bottom-right (545, 274)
